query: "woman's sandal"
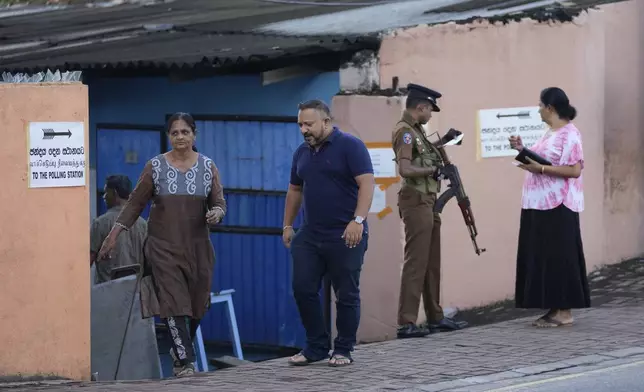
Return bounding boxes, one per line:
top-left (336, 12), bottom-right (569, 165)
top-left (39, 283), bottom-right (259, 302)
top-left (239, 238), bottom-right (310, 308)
top-left (288, 352), bottom-right (324, 366)
top-left (534, 316), bottom-right (573, 328)
top-left (532, 311), bottom-right (557, 326)
top-left (328, 353), bottom-right (354, 367)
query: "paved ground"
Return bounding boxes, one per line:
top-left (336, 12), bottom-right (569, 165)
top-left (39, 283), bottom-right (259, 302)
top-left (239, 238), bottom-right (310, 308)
top-left (456, 257), bottom-right (644, 327)
top-left (482, 358), bottom-right (644, 392)
top-left (3, 258), bottom-right (643, 392)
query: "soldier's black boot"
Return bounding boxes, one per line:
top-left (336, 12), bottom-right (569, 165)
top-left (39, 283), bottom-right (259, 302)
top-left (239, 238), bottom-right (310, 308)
top-left (427, 317), bottom-right (469, 333)
top-left (397, 324), bottom-right (431, 339)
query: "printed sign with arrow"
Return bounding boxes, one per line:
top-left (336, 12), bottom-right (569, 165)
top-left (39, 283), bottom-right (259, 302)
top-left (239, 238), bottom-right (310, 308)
top-left (478, 106), bottom-right (545, 159)
top-left (42, 128), bottom-right (72, 139)
top-left (496, 111), bottom-right (531, 119)
top-left (29, 121), bottom-right (86, 189)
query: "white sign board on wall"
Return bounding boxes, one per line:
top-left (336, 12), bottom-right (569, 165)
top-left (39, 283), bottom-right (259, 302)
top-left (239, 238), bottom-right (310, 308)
top-left (369, 186), bottom-right (386, 213)
top-left (477, 106), bottom-right (547, 158)
top-left (28, 122), bottom-right (86, 188)
top-left (368, 148), bottom-right (397, 178)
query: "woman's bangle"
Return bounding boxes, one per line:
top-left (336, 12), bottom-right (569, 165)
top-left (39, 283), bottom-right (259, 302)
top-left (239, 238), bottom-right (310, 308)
top-left (114, 222), bottom-right (129, 231)
top-left (541, 166), bottom-right (545, 175)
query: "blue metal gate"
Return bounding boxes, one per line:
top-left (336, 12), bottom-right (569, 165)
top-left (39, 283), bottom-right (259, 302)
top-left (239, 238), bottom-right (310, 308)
top-left (96, 118), bottom-right (308, 349)
top-left (193, 117), bottom-right (306, 349)
top-left (95, 125), bottom-right (164, 217)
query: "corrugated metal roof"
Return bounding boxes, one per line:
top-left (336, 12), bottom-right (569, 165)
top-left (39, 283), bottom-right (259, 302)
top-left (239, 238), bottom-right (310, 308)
top-left (256, 0), bottom-right (629, 36)
top-left (2, 0), bottom-right (623, 73)
top-left (0, 31), bottom-right (377, 72)
top-left (0, 0), bottom-right (382, 73)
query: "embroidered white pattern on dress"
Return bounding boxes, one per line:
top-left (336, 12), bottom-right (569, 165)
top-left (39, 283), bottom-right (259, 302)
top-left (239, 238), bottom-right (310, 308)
top-left (151, 157), bottom-right (162, 195)
top-left (167, 317), bottom-right (187, 360)
top-left (166, 159), bottom-right (179, 194)
top-left (185, 165), bottom-right (198, 195)
top-left (203, 156), bottom-right (213, 196)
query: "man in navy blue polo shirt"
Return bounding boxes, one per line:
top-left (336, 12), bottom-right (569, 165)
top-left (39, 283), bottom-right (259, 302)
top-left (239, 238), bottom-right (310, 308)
top-left (282, 99), bottom-right (374, 367)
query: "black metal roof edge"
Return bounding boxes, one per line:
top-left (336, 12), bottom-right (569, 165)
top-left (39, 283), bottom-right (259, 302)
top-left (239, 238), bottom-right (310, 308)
top-left (201, 29), bottom-right (383, 41)
top-left (423, 3), bottom-right (600, 24)
top-left (224, 31), bottom-right (382, 46)
top-left (88, 47), bottom-right (370, 78)
top-left (422, 0), bottom-right (595, 15)
top-left (0, 28), bottom-right (380, 64)
top-left (460, 5), bottom-right (586, 24)
top-left (0, 37), bottom-right (380, 75)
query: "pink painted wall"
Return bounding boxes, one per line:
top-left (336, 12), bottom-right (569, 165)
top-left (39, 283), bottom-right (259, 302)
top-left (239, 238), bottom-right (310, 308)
top-left (332, 1), bottom-right (644, 343)
top-left (0, 84), bottom-right (90, 380)
top-left (601, 1), bottom-right (644, 262)
top-left (333, 96), bottom-right (408, 342)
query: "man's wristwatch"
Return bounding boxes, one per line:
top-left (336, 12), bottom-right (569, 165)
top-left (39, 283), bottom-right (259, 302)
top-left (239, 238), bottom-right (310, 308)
top-left (354, 216), bottom-right (365, 225)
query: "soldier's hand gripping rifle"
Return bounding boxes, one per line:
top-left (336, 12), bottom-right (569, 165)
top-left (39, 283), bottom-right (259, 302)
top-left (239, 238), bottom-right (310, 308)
top-left (432, 129), bottom-right (486, 256)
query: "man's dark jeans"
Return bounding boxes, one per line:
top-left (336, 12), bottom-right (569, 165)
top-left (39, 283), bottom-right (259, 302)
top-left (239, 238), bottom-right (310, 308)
top-left (290, 228), bottom-right (368, 360)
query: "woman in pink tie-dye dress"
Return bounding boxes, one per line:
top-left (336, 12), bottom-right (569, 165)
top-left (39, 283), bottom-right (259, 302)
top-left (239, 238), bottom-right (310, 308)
top-left (509, 87), bottom-right (590, 328)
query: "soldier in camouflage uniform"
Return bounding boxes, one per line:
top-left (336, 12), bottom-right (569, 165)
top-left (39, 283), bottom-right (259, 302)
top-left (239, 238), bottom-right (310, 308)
top-left (392, 83), bottom-right (468, 339)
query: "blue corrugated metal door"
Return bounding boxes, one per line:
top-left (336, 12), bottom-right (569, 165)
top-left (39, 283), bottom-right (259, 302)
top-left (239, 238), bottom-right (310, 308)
top-left (194, 119), bottom-right (306, 349)
top-left (96, 126), bottom-right (163, 217)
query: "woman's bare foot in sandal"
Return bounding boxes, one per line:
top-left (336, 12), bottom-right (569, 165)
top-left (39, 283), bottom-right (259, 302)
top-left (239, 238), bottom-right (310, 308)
top-left (328, 353), bottom-right (353, 367)
top-left (532, 309), bottom-right (556, 326)
top-left (536, 310), bottom-right (574, 328)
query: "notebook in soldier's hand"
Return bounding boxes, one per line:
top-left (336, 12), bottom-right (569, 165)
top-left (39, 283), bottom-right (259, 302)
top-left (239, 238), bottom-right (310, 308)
top-left (515, 148), bottom-right (552, 166)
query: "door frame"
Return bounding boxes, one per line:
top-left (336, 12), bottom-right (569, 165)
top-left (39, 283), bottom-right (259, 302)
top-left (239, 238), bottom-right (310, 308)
top-left (172, 114), bottom-right (298, 123)
top-left (180, 114), bottom-right (331, 348)
top-left (171, 114), bottom-right (333, 350)
top-left (94, 123), bottom-right (166, 218)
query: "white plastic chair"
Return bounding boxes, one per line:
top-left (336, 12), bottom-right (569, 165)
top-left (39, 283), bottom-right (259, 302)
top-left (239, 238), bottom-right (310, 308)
top-left (193, 289), bottom-right (244, 372)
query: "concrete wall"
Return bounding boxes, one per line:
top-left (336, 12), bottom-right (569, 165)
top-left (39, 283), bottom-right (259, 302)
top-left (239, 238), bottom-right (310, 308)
top-left (91, 276), bottom-right (161, 381)
top-left (601, 1), bottom-right (644, 262)
top-left (0, 83), bottom-right (90, 380)
top-left (333, 1), bottom-right (644, 343)
top-left (333, 96), bottom-right (408, 342)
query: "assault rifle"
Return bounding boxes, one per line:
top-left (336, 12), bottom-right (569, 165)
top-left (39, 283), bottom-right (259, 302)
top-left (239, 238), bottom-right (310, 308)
top-left (433, 129), bottom-right (486, 256)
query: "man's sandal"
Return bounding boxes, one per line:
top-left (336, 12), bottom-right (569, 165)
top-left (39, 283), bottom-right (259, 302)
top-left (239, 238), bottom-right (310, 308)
top-left (328, 353), bottom-right (354, 367)
top-left (288, 352), bottom-right (325, 366)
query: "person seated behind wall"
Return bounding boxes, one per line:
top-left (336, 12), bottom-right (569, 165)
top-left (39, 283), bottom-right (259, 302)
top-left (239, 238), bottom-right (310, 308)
top-left (90, 174), bottom-right (147, 285)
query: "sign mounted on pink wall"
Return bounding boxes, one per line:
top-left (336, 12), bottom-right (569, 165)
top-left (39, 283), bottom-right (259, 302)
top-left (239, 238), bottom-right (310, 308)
top-left (477, 106), bottom-right (546, 159)
top-left (27, 121), bottom-right (87, 188)
top-left (365, 141), bottom-right (399, 220)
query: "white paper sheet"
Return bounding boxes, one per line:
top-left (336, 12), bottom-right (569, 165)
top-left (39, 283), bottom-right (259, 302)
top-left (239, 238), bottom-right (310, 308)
top-left (369, 186), bottom-right (386, 213)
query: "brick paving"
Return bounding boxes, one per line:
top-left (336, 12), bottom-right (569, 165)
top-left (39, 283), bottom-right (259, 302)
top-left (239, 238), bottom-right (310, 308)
top-left (456, 257), bottom-right (644, 327)
top-left (4, 258), bottom-right (644, 392)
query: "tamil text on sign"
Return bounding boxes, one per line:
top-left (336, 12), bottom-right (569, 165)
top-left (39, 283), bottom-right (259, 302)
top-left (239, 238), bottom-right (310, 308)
top-left (28, 122), bottom-right (86, 188)
top-left (477, 106), bottom-right (546, 158)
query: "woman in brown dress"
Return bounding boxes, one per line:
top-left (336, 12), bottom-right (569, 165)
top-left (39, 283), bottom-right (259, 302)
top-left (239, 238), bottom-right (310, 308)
top-left (97, 112), bottom-right (226, 377)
